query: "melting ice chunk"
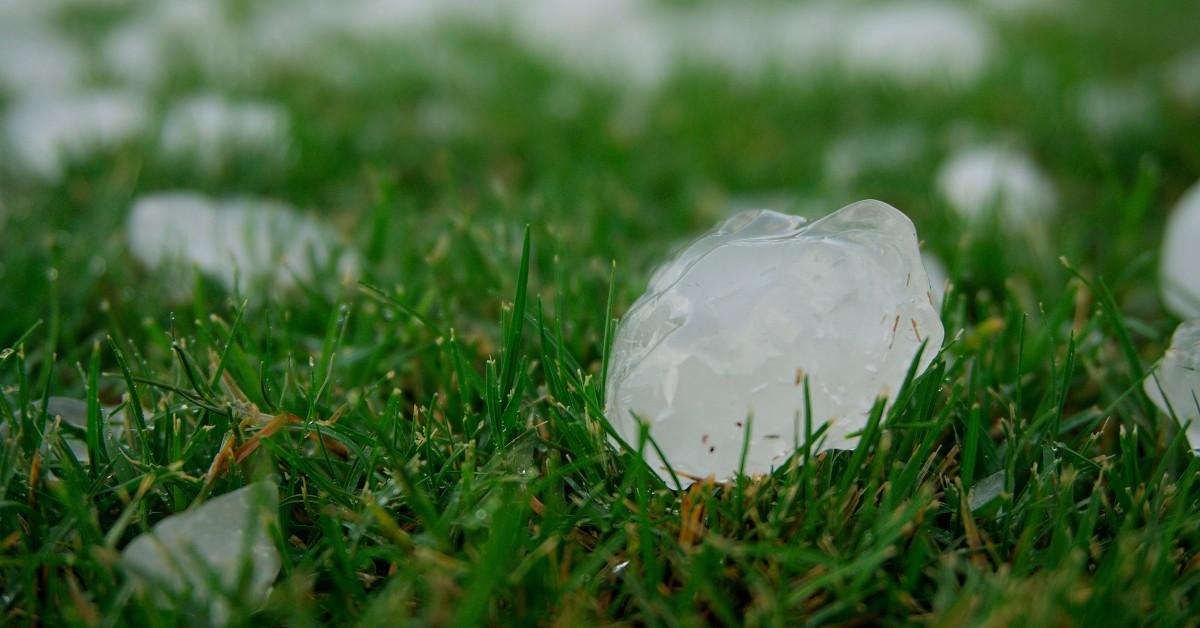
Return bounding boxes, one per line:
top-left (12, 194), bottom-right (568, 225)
top-left (127, 192), bottom-right (358, 295)
top-left (935, 144), bottom-right (1057, 228)
top-left (1144, 320), bottom-right (1200, 451)
top-left (605, 200), bottom-right (944, 484)
top-left (1160, 181), bottom-right (1200, 319)
top-left (121, 482), bottom-right (281, 624)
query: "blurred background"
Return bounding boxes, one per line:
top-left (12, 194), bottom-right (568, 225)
top-left (1, 0), bottom-right (1199, 356)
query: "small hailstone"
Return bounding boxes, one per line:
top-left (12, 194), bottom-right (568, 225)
top-left (823, 124), bottom-right (927, 187)
top-left (968, 470), bottom-right (1005, 511)
top-left (3, 91), bottom-right (148, 181)
top-left (935, 144), bottom-right (1057, 227)
top-left (159, 95), bottom-right (291, 172)
top-left (841, 2), bottom-right (993, 88)
top-left (121, 482), bottom-right (281, 624)
top-left (1143, 320), bottom-right (1200, 451)
top-left (1165, 48), bottom-right (1200, 111)
top-left (1074, 80), bottom-right (1156, 140)
top-left (0, 28), bottom-right (84, 96)
top-left (606, 200), bottom-right (944, 484)
top-left (127, 192), bottom-right (358, 294)
top-left (1160, 181), bottom-right (1200, 319)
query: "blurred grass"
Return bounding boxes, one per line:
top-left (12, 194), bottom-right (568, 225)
top-left (2, 0), bottom-right (1200, 625)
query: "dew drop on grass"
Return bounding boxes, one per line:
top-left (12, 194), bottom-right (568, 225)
top-left (605, 200), bottom-right (944, 485)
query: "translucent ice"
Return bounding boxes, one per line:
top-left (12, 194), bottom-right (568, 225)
top-left (127, 192), bottom-right (358, 294)
top-left (936, 144), bottom-right (1057, 227)
top-left (605, 200), bottom-right (944, 484)
top-left (1144, 321), bottom-right (1200, 451)
top-left (121, 482), bottom-right (281, 623)
top-left (1160, 181), bottom-right (1200, 319)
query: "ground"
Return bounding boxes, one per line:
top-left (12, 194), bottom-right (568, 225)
top-left (2, 0), bottom-right (1200, 626)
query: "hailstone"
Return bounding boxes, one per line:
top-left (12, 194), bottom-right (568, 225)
top-left (1144, 320), bottom-right (1200, 451)
top-left (121, 482), bottom-right (281, 624)
top-left (935, 144), bottom-right (1057, 227)
top-left (1160, 181), bottom-right (1200, 319)
top-left (605, 200), bottom-right (944, 484)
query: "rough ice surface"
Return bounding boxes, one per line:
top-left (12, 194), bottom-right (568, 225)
top-left (605, 200), bottom-right (944, 484)
top-left (127, 193), bottom-right (358, 294)
top-left (1160, 181), bottom-right (1200, 319)
top-left (1144, 321), bottom-right (1200, 451)
top-left (121, 482), bottom-right (281, 624)
top-left (3, 91), bottom-right (148, 181)
top-left (842, 3), bottom-right (992, 88)
top-left (160, 95), bottom-right (291, 172)
top-left (935, 144), bottom-right (1057, 227)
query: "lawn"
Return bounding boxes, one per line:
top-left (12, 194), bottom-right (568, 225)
top-left (2, 0), bottom-right (1200, 625)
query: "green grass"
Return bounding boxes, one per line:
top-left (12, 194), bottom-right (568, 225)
top-left (3, 1), bottom-right (1200, 625)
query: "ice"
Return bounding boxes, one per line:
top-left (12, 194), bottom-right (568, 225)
top-left (841, 3), bottom-right (993, 88)
top-left (121, 482), bottom-right (281, 624)
top-left (40, 397), bottom-right (127, 463)
top-left (968, 470), bottom-right (1005, 511)
top-left (127, 193), bottom-right (358, 295)
top-left (3, 91), bottom-right (148, 181)
top-left (0, 28), bottom-right (84, 96)
top-left (1075, 80), bottom-right (1157, 140)
top-left (824, 124), bottom-right (928, 187)
top-left (935, 144), bottom-right (1057, 227)
top-left (1166, 48), bottom-right (1200, 111)
top-left (1161, 182), bottom-right (1200, 319)
top-left (160, 95), bottom-right (291, 172)
top-left (1144, 321), bottom-right (1200, 451)
top-left (605, 200), bottom-right (944, 484)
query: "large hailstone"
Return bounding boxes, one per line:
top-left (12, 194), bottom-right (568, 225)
top-left (121, 482), bottom-right (281, 624)
top-left (605, 200), bottom-right (944, 484)
top-left (1160, 181), bottom-right (1200, 319)
top-left (1144, 320), bottom-right (1200, 451)
top-left (127, 192), bottom-right (358, 294)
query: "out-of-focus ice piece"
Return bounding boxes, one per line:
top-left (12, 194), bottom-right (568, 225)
top-left (1075, 80), bottom-right (1156, 140)
top-left (935, 144), bottom-right (1057, 227)
top-left (1160, 182), bottom-right (1200, 319)
top-left (3, 91), bottom-right (147, 181)
top-left (606, 200), bottom-right (944, 484)
top-left (42, 396), bottom-right (127, 463)
top-left (127, 193), bottom-right (358, 294)
top-left (121, 482), bottom-right (281, 624)
top-left (103, 0), bottom-right (253, 85)
top-left (1166, 48), bottom-right (1200, 111)
top-left (824, 125), bottom-right (928, 187)
top-left (842, 3), bottom-right (993, 88)
top-left (0, 28), bottom-right (84, 96)
top-left (1144, 320), bottom-right (1200, 451)
top-left (160, 95), bottom-right (291, 172)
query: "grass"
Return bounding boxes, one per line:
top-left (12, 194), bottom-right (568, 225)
top-left (3, 1), bottom-right (1200, 625)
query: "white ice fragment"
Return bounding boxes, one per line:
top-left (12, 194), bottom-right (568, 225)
top-left (0, 27), bottom-right (84, 96)
top-left (823, 124), bottom-right (928, 187)
top-left (935, 144), bottom-right (1057, 227)
top-left (3, 91), bottom-right (148, 181)
top-left (121, 482), bottom-right (281, 624)
top-left (1160, 182), bottom-right (1200, 319)
top-left (1144, 320), bottom-right (1200, 451)
top-left (160, 95), bottom-right (291, 172)
top-left (968, 470), bottom-right (1005, 511)
top-left (606, 200), bottom-right (944, 484)
top-left (1074, 80), bottom-right (1156, 140)
top-left (127, 192), bottom-right (358, 294)
top-left (841, 3), bottom-right (993, 88)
